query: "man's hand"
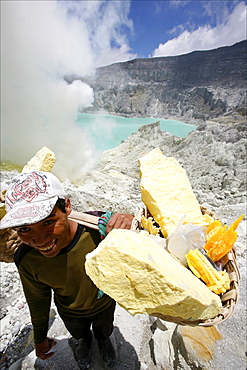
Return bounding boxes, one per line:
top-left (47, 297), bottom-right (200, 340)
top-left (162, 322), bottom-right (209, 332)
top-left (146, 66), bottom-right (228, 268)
top-left (35, 337), bottom-right (56, 360)
top-left (106, 213), bottom-right (134, 234)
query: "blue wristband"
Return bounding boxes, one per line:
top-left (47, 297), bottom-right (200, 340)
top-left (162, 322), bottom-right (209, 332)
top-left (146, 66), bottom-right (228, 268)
top-left (97, 289), bottom-right (104, 299)
top-left (98, 211), bottom-right (113, 239)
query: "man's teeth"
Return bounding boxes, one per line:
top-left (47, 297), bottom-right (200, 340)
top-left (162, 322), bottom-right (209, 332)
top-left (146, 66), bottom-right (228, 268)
top-left (39, 242), bottom-right (55, 251)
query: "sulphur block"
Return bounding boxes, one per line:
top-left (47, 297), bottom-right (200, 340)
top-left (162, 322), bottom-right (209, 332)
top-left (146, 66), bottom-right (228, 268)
top-left (85, 229), bottom-right (222, 322)
top-left (139, 148), bottom-right (207, 237)
top-left (21, 146), bottom-right (56, 173)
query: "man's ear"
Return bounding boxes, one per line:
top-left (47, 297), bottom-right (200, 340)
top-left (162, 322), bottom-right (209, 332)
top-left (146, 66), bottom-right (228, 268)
top-left (65, 198), bottom-right (72, 215)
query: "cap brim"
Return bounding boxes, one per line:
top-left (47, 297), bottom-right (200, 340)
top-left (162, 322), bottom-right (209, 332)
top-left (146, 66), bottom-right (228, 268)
top-left (0, 196), bottom-right (58, 230)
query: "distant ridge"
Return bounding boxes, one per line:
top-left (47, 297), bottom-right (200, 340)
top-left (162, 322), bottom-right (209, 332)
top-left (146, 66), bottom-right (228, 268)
top-left (102, 40), bottom-right (247, 67)
top-left (67, 40), bottom-right (247, 122)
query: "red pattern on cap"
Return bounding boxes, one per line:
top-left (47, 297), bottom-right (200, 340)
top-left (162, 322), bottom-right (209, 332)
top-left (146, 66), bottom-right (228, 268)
top-left (6, 172), bottom-right (47, 208)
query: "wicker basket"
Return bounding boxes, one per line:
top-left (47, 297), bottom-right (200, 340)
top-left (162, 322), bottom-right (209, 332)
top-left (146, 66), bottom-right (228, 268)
top-left (0, 228), bottom-right (22, 263)
top-left (131, 206), bottom-right (241, 327)
top-left (0, 190), bottom-right (23, 263)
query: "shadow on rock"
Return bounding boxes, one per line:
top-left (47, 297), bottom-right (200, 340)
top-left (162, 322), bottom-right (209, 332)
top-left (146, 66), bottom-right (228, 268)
top-left (68, 325), bottom-right (141, 370)
top-left (6, 324), bottom-right (141, 370)
top-left (113, 326), bottom-right (140, 369)
top-left (34, 338), bottom-right (79, 370)
top-left (0, 317), bottom-right (56, 370)
top-left (0, 324), bottom-right (34, 370)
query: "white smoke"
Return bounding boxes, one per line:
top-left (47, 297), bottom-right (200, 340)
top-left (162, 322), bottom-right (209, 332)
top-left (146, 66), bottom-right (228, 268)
top-left (1, 0), bottom-right (136, 180)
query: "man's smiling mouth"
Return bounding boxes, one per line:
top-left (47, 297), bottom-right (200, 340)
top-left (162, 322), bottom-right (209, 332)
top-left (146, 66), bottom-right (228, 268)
top-left (38, 240), bottom-right (57, 252)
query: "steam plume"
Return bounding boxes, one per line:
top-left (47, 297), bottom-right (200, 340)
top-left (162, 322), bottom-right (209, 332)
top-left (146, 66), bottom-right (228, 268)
top-left (1, 0), bottom-right (135, 180)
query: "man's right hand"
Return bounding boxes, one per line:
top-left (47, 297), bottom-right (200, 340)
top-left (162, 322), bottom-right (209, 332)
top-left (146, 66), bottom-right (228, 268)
top-left (35, 337), bottom-right (56, 360)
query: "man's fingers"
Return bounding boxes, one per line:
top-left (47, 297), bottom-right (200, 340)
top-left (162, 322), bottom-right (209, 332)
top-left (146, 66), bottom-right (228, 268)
top-left (106, 214), bottom-right (133, 234)
top-left (36, 337), bottom-right (57, 360)
top-left (109, 215), bottom-right (127, 228)
top-left (48, 338), bottom-right (57, 348)
top-left (44, 351), bottom-right (55, 360)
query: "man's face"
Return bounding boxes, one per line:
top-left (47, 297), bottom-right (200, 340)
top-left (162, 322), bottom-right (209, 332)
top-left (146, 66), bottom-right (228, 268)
top-left (14, 199), bottom-right (76, 258)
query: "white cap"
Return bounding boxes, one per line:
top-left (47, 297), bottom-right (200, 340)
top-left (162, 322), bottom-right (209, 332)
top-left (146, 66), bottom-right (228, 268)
top-left (0, 171), bottom-right (66, 229)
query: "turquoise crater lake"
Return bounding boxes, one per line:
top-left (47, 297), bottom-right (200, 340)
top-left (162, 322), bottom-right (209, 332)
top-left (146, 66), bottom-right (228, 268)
top-left (76, 113), bottom-right (196, 151)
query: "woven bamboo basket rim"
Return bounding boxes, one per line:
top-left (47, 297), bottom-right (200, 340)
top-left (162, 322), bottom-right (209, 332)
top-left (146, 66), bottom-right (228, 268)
top-left (131, 206), bottom-right (241, 327)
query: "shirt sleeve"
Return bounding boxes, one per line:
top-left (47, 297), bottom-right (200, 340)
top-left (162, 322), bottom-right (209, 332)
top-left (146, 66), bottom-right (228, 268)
top-left (84, 210), bottom-right (104, 217)
top-left (18, 266), bottom-right (52, 344)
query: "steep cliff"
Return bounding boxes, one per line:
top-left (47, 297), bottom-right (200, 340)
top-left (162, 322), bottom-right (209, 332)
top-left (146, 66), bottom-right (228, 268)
top-left (76, 40), bottom-right (247, 122)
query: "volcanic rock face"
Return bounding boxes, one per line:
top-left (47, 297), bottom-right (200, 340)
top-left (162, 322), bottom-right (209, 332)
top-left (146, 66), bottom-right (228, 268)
top-left (75, 40), bottom-right (247, 122)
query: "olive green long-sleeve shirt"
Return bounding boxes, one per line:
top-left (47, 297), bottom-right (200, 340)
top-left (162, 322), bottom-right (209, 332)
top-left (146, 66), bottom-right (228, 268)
top-left (14, 224), bottom-right (113, 344)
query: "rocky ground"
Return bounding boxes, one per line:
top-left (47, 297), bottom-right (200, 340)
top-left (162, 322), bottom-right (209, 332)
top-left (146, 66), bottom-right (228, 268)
top-left (0, 121), bottom-right (246, 369)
